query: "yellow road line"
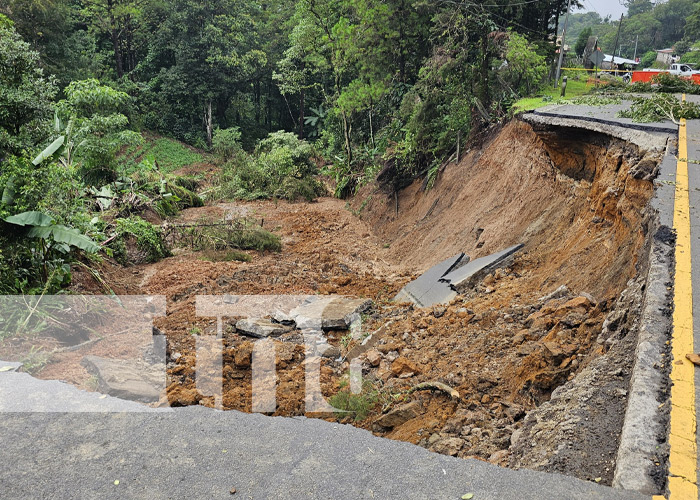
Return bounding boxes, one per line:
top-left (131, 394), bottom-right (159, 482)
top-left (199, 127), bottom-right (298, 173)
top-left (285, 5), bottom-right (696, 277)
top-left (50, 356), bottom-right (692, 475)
top-left (669, 94), bottom-right (698, 499)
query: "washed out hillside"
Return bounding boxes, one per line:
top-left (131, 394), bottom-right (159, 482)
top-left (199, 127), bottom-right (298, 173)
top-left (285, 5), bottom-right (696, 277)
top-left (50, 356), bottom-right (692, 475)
top-left (2, 0), bottom-right (700, 499)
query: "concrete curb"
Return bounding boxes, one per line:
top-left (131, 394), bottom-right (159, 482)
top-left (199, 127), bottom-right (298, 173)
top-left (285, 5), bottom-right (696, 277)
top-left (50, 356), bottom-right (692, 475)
top-left (613, 149), bottom-right (678, 494)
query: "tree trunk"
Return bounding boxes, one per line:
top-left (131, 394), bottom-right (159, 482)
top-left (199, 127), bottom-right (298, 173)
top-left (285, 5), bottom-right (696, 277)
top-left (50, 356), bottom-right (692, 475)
top-left (108, 0), bottom-right (123, 78)
top-left (298, 88), bottom-right (305, 139)
top-left (342, 110), bottom-right (352, 165)
top-left (267, 77), bottom-right (273, 132)
top-left (205, 101), bottom-right (213, 148)
top-left (254, 80), bottom-right (261, 126)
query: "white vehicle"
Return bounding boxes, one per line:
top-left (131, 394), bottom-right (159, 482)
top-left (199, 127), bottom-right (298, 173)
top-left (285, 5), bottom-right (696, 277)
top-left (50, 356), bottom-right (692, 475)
top-left (669, 63), bottom-right (700, 76)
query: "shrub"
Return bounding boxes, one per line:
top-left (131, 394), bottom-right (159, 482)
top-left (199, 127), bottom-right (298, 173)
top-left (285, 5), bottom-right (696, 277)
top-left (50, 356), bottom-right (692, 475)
top-left (328, 380), bottom-right (380, 422)
top-left (651, 73), bottom-right (700, 95)
top-left (212, 127), bottom-right (243, 161)
top-left (174, 223), bottom-right (281, 253)
top-left (640, 50), bottom-right (657, 69)
top-left (217, 131), bottom-right (325, 201)
top-left (114, 216), bottom-right (170, 263)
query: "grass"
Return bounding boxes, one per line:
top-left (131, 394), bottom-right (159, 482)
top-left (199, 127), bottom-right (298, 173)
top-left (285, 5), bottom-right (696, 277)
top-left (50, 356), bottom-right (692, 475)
top-left (512, 77), bottom-right (595, 113)
top-left (119, 134), bottom-right (206, 174)
top-left (21, 346), bottom-right (50, 375)
top-left (328, 380), bottom-right (380, 421)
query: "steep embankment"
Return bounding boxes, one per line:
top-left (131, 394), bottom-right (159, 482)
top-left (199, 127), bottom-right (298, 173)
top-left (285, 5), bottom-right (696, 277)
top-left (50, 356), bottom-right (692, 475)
top-left (358, 119), bottom-right (656, 301)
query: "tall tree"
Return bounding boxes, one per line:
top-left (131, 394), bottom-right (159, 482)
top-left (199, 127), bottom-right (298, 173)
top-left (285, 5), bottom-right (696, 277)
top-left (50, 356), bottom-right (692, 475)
top-left (0, 20), bottom-right (57, 158)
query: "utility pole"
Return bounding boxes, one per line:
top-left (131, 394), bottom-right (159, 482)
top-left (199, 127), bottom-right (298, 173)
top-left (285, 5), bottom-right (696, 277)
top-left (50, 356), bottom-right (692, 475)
top-left (611, 14), bottom-right (624, 72)
top-left (633, 34), bottom-right (639, 61)
top-left (555, 0), bottom-right (573, 88)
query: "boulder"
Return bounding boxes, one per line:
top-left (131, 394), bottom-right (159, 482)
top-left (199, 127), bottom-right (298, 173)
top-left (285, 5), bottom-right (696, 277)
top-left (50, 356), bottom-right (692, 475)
top-left (365, 349), bottom-right (382, 367)
top-left (429, 437), bottom-right (465, 456)
top-left (375, 400), bottom-right (422, 428)
top-left (391, 357), bottom-right (420, 378)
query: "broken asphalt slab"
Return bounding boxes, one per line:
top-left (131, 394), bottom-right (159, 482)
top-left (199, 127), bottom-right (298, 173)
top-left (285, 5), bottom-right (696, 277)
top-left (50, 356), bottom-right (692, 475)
top-left (81, 355), bottom-right (166, 403)
top-left (288, 296), bottom-right (372, 330)
top-left (394, 253), bottom-right (468, 308)
top-left (236, 318), bottom-right (292, 338)
top-left (441, 245), bottom-right (524, 293)
top-left (0, 363), bottom-right (164, 412)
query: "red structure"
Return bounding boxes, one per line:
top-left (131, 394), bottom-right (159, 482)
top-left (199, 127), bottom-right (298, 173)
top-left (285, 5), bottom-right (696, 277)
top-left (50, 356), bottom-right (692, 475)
top-left (631, 71), bottom-right (700, 84)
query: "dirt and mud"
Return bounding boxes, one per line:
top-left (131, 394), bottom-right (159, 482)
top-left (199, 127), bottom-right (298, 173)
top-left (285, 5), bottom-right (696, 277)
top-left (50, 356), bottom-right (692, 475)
top-left (1, 119), bottom-right (662, 486)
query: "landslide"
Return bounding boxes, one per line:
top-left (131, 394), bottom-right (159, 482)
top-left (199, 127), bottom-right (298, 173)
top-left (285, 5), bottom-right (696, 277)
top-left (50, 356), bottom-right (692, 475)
top-left (14, 118), bottom-right (659, 485)
top-left (357, 120), bottom-right (654, 300)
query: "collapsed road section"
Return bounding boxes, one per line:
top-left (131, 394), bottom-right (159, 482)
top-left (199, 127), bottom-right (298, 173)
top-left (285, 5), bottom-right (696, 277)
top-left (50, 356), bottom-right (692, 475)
top-left (0, 112), bottom-right (677, 497)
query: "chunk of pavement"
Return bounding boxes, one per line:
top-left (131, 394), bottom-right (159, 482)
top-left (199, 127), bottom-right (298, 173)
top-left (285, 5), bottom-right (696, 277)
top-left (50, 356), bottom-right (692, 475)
top-left (81, 356), bottom-right (165, 403)
top-left (236, 318), bottom-right (291, 338)
top-left (375, 400), bottom-right (422, 428)
top-left (393, 254), bottom-right (468, 308)
top-left (271, 310), bottom-right (295, 326)
top-left (440, 245), bottom-right (524, 293)
top-left (290, 297), bottom-right (372, 330)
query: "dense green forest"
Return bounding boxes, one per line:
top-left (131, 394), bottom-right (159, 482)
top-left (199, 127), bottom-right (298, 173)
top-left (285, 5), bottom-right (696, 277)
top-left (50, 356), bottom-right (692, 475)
top-left (1, 0), bottom-right (699, 294)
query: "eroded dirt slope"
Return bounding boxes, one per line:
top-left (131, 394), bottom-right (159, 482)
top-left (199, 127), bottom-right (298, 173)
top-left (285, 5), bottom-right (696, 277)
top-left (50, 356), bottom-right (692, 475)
top-left (6, 119), bottom-right (659, 486)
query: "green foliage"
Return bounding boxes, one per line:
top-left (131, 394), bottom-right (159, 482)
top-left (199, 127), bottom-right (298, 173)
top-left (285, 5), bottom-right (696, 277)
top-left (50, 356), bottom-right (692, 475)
top-left (4, 211), bottom-right (100, 254)
top-left (21, 346), bottom-right (50, 375)
top-left (503, 31), bottom-right (548, 97)
top-left (619, 94), bottom-right (700, 124)
top-left (200, 250), bottom-right (252, 263)
top-left (640, 50), bottom-right (658, 69)
top-left (328, 380), bottom-right (380, 422)
top-left (0, 24), bottom-right (57, 157)
top-left (1, 208), bottom-right (99, 293)
top-left (218, 131), bottom-right (324, 201)
top-left (54, 79), bottom-right (142, 184)
top-left (173, 222), bottom-right (281, 253)
top-left (115, 216), bottom-right (170, 263)
top-left (575, 27), bottom-right (593, 57)
top-left (571, 95), bottom-right (623, 106)
top-left (118, 135), bottom-right (205, 174)
top-left (212, 127), bottom-right (243, 161)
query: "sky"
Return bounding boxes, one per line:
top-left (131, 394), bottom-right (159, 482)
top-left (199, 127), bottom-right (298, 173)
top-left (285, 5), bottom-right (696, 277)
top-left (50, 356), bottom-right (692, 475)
top-left (578, 0), bottom-right (627, 20)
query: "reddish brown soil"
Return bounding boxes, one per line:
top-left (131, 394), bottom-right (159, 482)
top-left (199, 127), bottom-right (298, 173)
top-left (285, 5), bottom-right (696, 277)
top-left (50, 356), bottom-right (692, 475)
top-left (2, 120), bottom-right (656, 469)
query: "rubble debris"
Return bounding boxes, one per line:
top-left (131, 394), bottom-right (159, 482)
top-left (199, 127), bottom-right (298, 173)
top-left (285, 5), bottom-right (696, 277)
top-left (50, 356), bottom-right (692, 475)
top-left (289, 297), bottom-right (372, 330)
top-left (408, 381), bottom-right (460, 400)
top-left (686, 353), bottom-right (700, 367)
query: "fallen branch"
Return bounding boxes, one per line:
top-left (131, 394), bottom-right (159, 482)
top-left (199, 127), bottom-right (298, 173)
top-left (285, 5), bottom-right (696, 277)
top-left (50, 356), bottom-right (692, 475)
top-left (407, 381), bottom-right (460, 400)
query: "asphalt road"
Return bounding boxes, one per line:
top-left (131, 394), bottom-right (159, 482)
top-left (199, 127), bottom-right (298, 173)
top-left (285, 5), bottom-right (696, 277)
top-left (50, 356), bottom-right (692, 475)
top-left (681, 112), bottom-right (700, 497)
top-left (0, 365), bottom-right (649, 500)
